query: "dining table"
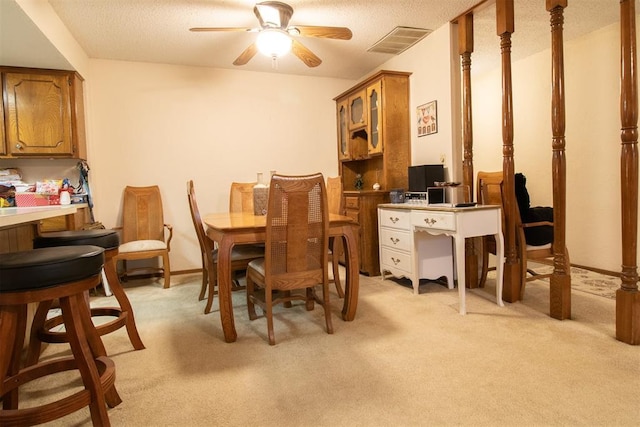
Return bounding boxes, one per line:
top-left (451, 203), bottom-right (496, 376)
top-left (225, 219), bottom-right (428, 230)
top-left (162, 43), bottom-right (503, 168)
top-left (203, 212), bottom-right (360, 343)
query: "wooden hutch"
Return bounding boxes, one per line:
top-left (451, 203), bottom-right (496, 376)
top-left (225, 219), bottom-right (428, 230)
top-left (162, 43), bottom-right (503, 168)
top-left (334, 70), bottom-right (411, 275)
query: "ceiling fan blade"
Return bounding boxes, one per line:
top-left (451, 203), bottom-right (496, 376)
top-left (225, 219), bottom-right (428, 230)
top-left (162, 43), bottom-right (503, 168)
top-left (291, 39), bottom-right (322, 68)
top-left (190, 27), bottom-right (255, 33)
top-left (291, 25), bottom-right (353, 40)
top-left (233, 43), bottom-right (258, 66)
top-left (254, 1), bottom-right (293, 29)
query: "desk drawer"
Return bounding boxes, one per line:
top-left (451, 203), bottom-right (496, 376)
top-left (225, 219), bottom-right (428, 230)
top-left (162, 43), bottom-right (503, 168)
top-left (345, 197), bottom-right (359, 209)
top-left (379, 228), bottom-right (411, 252)
top-left (380, 247), bottom-right (412, 275)
top-left (379, 209), bottom-right (411, 230)
top-left (345, 209), bottom-right (359, 224)
top-left (412, 211), bottom-right (455, 231)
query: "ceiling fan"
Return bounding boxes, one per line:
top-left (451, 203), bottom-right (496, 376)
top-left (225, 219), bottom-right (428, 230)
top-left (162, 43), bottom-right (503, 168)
top-left (190, 1), bottom-right (352, 68)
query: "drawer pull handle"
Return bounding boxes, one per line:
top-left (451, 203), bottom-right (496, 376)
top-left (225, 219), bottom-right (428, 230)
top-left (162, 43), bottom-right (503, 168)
top-left (389, 216), bottom-right (400, 224)
top-left (391, 257), bottom-right (401, 265)
top-left (423, 218), bottom-right (437, 226)
top-left (390, 237), bottom-right (400, 245)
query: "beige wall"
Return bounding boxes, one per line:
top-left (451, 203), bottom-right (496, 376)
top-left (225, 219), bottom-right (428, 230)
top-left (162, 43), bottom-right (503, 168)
top-left (472, 19), bottom-right (638, 272)
top-left (85, 60), bottom-right (350, 271)
top-left (376, 24), bottom-right (462, 182)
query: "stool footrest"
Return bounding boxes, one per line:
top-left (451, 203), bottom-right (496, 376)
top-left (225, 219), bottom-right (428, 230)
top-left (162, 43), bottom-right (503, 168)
top-left (38, 307), bottom-right (128, 343)
top-left (0, 356), bottom-right (118, 426)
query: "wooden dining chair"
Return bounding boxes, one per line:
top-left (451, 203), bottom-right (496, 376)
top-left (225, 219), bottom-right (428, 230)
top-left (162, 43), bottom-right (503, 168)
top-left (228, 181), bottom-right (266, 283)
top-left (113, 185), bottom-right (172, 288)
top-left (326, 176), bottom-right (344, 298)
top-left (229, 181), bottom-right (257, 214)
top-left (187, 180), bottom-right (264, 314)
top-left (246, 173), bottom-right (333, 345)
top-left (476, 171), bottom-right (570, 299)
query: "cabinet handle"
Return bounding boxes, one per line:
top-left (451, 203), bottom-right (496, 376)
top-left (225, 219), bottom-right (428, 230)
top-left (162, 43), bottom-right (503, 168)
top-left (15, 143), bottom-right (23, 150)
top-left (389, 216), bottom-right (400, 224)
top-left (423, 218), bottom-right (437, 226)
top-left (391, 257), bottom-right (401, 265)
top-left (390, 237), bottom-right (400, 245)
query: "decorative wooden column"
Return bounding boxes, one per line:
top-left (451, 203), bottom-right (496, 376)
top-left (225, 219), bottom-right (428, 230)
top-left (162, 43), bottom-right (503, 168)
top-left (459, 12), bottom-right (480, 288)
top-left (547, 0), bottom-right (571, 319)
top-left (617, 0), bottom-right (640, 345)
top-left (497, 0), bottom-right (520, 302)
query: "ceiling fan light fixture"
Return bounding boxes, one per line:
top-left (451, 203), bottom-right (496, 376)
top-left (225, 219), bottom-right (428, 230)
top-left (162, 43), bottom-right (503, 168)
top-left (256, 29), bottom-right (292, 58)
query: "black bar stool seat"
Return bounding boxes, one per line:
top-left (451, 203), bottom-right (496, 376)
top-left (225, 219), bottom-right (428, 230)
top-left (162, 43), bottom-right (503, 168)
top-left (34, 228), bottom-right (120, 250)
top-left (28, 229), bottom-right (144, 367)
top-left (0, 245), bottom-right (120, 426)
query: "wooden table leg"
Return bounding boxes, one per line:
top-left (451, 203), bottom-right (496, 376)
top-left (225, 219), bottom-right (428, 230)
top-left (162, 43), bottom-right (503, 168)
top-left (341, 224), bottom-right (359, 321)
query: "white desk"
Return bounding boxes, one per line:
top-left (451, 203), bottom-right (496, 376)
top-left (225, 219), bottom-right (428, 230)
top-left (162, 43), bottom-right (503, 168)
top-left (378, 203), bottom-right (504, 314)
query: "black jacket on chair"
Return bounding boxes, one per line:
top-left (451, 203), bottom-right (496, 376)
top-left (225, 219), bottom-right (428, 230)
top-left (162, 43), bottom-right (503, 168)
top-left (515, 173), bottom-right (554, 246)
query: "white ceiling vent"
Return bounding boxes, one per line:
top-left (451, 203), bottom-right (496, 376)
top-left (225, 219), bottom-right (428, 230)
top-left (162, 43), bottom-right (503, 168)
top-left (367, 26), bottom-right (432, 55)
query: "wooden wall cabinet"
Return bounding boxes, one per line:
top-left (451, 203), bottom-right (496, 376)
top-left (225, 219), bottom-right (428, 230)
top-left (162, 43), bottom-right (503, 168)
top-left (334, 70), bottom-right (411, 275)
top-left (1, 67), bottom-right (87, 159)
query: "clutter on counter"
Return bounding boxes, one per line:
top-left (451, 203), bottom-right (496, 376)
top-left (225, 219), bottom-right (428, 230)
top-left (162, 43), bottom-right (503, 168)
top-left (0, 169), bottom-right (87, 208)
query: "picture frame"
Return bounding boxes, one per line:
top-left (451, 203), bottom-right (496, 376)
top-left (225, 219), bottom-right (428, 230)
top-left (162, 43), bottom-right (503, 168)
top-left (417, 100), bottom-right (438, 137)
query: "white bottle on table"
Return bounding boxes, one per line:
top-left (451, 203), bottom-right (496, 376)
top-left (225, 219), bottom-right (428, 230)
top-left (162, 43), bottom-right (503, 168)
top-left (253, 172), bottom-right (268, 215)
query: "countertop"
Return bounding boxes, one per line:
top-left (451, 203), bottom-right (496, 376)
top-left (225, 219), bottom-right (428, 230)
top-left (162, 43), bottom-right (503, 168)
top-left (378, 203), bottom-right (501, 212)
top-left (0, 204), bottom-right (86, 228)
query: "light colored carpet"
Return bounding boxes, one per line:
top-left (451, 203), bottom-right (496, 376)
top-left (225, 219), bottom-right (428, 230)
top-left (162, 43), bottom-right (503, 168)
top-left (19, 269), bottom-right (640, 426)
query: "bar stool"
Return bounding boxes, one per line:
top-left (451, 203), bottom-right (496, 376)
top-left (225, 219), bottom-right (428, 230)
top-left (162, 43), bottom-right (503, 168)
top-left (0, 245), bottom-right (121, 426)
top-left (27, 229), bottom-right (145, 367)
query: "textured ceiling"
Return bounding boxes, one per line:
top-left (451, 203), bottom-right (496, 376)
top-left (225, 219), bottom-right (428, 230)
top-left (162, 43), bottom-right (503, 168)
top-left (1, 0), bottom-right (623, 80)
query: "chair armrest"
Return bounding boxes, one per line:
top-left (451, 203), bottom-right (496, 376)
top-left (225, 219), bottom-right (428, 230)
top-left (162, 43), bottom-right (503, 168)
top-left (164, 223), bottom-right (173, 251)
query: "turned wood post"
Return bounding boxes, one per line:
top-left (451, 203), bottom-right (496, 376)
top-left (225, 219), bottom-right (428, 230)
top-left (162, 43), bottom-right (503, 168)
top-left (547, 0), bottom-right (571, 319)
top-left (459, 12), bottom-right (480, 288)
top-left (617, 0), bottom-right (640, 345)
top-left (497, 0), bottom-right (520, 302)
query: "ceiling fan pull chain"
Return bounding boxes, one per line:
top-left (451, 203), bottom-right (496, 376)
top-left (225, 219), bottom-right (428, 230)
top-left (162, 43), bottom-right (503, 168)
top-left (271, 56), bottom-right (279, 69)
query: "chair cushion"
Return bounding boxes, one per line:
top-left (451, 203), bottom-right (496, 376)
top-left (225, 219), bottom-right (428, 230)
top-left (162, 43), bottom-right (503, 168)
top-left (0, 245), bottom-right (105, 292)
top-left (247, 258), bottom-right (266, 275)
top-left (34, 229), bottom-right (119, 251)
top-left (119, 240), bottom-right (166, 253)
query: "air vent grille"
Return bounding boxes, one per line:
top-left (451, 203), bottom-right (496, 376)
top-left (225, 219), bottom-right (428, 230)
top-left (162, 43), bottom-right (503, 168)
top-left (367, 26), bottom-right (432, 55)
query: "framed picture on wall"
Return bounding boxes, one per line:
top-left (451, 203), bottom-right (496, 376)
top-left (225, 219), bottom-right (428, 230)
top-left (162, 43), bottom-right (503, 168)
top-left (417, 100), bottom-right (438, 137)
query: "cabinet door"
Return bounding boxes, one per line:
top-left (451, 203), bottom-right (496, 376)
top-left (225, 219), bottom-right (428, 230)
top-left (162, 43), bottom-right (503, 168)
top-left (39, 207), bottom-right (90, 232)
top-left (347, 90), bottom-right (367, 130)
top-left (367, 80), bottom-right (383, 155)
top-left (337, 99), bottom-right (350, 160)
top-left (4, 72), bottom-right (74, 156)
